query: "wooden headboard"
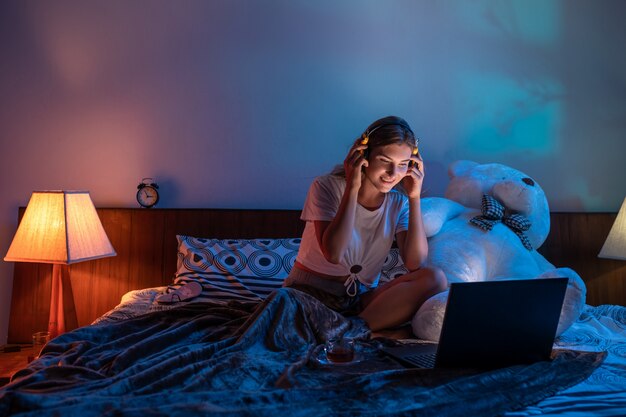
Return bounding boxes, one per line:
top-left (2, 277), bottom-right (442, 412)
top-left (8, 208), bottom-right (625, 343)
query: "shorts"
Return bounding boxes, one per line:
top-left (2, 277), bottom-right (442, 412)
top-left (283, 267), bottom-right (363, 316)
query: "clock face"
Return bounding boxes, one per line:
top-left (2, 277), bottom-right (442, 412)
top-left (137, 186), bottom-right (159, 208)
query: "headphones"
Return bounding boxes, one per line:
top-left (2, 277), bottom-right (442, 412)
top-left (361, 121), bottom-right (419, 156)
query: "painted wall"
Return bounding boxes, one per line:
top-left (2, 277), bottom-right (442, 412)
top-left (1, 0), bottom-right (625, 344)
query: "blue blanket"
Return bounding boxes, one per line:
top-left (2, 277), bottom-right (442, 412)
top-left (0, 288), bottom-right (605, 416)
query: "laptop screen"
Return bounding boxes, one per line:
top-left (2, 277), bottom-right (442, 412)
top-left (435, 278), bottom-right (568, 368)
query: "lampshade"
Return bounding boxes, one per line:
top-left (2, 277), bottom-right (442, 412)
top-left (4, 191), bottom-right (116, 264)
top-left (598, 197), bottom-right (626, 261)
top-left (4, 191), bottom-right (115, 339)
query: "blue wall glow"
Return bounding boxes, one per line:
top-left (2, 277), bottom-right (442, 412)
top-left (452, 0), bottom-right (560, 46)
top-left (457, 73), bottom-right (563, 156)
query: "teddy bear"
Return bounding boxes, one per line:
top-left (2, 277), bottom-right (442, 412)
top-left (412, 160), bottom-right (587, 341)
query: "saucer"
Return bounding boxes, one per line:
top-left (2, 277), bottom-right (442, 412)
top-left (312, 346), bottom-right (363, 366)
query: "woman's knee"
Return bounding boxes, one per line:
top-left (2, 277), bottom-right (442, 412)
top-left (421, 266), bottom-right (448, 293)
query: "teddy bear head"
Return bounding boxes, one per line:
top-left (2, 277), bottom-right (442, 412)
top-left (443, 160), bottom-right (550, 249)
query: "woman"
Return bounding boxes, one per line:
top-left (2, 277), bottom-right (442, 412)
top-left (284, 116), bottom-right (447, 334)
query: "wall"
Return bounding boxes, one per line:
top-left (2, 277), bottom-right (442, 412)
top-left (0, 0), bottom-right (625, 344)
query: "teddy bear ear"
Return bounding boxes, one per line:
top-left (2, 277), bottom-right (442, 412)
top-left (448, 160), bottom-right (479, 178)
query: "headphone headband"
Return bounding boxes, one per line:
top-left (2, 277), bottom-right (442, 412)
top-left (362, 121), bottom-right (419, 154)
top-left (365, 121), bottom-right (414, 138)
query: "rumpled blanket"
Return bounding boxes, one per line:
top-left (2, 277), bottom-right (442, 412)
top-left (0, 288), bottom-right (605, 417)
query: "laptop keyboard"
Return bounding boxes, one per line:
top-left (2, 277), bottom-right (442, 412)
top-left (404, 352), bottom-right (437, 368)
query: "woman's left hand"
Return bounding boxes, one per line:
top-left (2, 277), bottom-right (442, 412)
top-left (401, 152), bottom-right (424, 199)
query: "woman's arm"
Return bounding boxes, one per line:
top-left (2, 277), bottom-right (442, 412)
top-left (397, 152), bottom-right (428, 270)
top-left (315, 140), bottom-right (367, 264)
top-left (315, 185), bottom-right (358, 264)
top-left (396, 197), bottom-right (428, 271)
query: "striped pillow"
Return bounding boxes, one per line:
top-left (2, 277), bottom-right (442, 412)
top-left (174, 235), bottom-right (301, 303)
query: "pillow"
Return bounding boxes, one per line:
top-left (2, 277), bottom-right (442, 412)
top-left (380, 248), bottom-right (409, 283)
top-left (173, 235), bottom-right (408, 303)
top-left (174, 236), bottom-right (301, 303)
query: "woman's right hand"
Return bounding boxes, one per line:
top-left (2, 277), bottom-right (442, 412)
top-left (344, 139), bottom-right (369, 191)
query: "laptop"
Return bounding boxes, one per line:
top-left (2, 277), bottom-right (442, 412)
top-left (381, 277), bottom-right (568, 369)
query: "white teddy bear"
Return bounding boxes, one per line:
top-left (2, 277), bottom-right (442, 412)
top-left (412, 160), bottom-right (587, 341)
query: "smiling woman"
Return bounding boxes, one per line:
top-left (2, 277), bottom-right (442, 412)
top-left (283, 116), bottom-right (447, 334)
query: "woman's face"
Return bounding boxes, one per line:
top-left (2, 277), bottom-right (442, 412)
top-left (363, 143), bottom-right (413, 193)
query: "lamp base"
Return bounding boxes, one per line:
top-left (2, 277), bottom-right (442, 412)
top-left (48, 264), bottom-right (78, 338)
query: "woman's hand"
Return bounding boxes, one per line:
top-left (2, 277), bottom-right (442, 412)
top-left (401, 152), bottom-right (424, 199)
top-left (344, 139), bottom-right (369, 191)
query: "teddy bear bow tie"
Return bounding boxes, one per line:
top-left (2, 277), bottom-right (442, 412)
top-left (470, 194), bottom-right (533, 250)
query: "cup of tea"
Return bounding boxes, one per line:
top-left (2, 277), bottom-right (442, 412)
top-left (324, 338), bottom-right (355, 363)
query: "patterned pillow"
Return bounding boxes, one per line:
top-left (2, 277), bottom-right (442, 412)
top-left (380, 248), bottom-right (409, 283)
top-left (174, 236), bottom-right (301, 303)
top-left (173, 235), bottom-right (408, 303)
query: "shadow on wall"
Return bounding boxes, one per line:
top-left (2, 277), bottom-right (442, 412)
top-left (149, 176), bottom-right (181, 209)
top-left (422, 159), bottom-right (449, 199)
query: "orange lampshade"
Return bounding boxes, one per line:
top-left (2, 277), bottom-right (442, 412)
top-left (4, 191), bottom-right (116, 339)
top-left (4, 191), bottom-right (116, 264)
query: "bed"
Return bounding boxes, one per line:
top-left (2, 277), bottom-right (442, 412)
top-left (1, 208), bottom-right (625, 416)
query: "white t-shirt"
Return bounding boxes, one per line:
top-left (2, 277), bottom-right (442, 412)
top-left (296, 174), bottom-right (410, 289)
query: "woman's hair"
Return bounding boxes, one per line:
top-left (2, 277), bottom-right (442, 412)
top-left (331, 115), bottom-right (418, 176)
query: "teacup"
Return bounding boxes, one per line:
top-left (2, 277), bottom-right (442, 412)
top-left (324, 338), bottom-right (355, 363)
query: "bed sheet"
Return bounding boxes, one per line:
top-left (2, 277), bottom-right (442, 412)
top-left (506, 304), bottom-right (626, 416)
top-left (96, 288), bottom-right (626, 416)
top-left (0, 288), bottom-right (607, 417)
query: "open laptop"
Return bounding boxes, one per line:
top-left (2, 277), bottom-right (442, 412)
top-left (381, 277), bottom-right (568, 369)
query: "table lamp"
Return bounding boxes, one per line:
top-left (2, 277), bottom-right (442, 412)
top-left (4, 191), bottom-right (116, 338)
top-left (598, 197), bottom-right (626, 260)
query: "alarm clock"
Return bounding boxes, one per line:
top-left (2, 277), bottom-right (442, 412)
top-left (137, 178), bottom-right (159, 208)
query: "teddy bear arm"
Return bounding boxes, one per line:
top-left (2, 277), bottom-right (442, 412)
top-left (421, 197), bottom-right (466, 237)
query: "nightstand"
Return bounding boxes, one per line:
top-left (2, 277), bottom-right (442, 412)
top-left (0, 346), bottom-right (34, 387)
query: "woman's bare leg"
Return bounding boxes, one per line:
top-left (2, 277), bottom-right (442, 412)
top-left (359, 267), bottom-right (447, 332)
